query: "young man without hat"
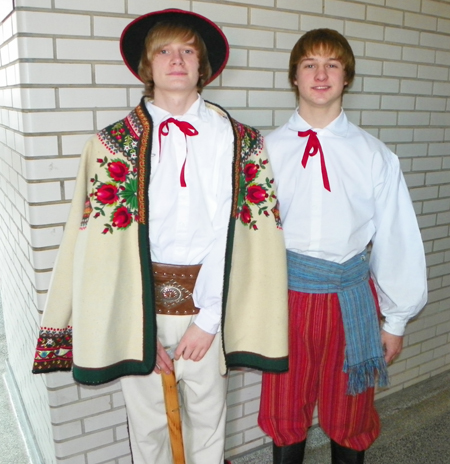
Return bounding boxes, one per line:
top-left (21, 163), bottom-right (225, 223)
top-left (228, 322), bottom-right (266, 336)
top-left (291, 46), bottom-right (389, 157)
top-left (258, 28), bottom-right (427, 464)
top-left (33, 9), bottom-right (288, 464)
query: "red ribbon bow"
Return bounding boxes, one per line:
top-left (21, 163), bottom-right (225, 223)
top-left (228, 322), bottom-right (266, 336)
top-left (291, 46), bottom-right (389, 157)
top-left (158, 118), bottom-right (199, 187)
top-left (298, 129), bottom-right (331, 192)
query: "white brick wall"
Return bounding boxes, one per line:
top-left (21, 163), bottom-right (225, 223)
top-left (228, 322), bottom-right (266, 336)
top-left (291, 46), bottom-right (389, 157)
top-left (0, 1), bottom-right (449, 462)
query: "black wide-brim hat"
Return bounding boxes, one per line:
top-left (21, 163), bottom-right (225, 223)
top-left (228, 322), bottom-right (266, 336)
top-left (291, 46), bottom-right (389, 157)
top-left (120, 9), bottom-right (229, 85)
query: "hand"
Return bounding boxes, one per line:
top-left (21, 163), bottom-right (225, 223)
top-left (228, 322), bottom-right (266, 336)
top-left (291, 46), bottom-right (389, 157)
top-left (154, 338), bottom-right (174, 375)
top-left (381, 330), bottom-right (403, 364)
top-left (174, 324), bottom-right (215, 362)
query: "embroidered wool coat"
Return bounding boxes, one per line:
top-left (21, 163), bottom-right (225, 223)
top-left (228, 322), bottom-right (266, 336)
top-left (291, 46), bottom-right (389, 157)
top-left (32, 99), bottom-right (289, 385)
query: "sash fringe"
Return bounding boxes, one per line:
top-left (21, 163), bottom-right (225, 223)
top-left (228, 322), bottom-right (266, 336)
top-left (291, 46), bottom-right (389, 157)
top-left (344, 357), bottom-right (390, 396)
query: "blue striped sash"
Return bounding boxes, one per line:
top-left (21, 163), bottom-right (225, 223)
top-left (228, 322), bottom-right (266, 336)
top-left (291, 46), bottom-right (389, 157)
top-left (287, 250), bottom-right (389, 395)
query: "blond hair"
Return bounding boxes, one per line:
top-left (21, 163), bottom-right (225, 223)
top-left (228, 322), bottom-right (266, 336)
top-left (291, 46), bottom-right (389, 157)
top-left (138, 21), bottom-right (212, 98)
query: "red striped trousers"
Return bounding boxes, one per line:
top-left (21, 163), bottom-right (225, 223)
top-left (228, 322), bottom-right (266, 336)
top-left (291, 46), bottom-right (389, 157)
top-left (258, 286), bottom-right (381, 451)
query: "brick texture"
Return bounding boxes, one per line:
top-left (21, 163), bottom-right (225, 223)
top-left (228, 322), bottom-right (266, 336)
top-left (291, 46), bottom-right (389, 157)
top-left (0, 1), bottom-right (449, 462)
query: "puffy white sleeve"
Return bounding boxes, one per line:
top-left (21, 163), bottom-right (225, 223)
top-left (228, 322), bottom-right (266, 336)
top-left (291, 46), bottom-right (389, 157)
top-left (192, 135), bottom-right (233, 334)
top-left (369, 149), bottom-right (428, 336)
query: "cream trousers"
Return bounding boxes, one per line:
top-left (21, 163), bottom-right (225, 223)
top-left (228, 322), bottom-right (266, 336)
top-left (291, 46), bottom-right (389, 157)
top-left (120, 314), bottom-right (228, 464)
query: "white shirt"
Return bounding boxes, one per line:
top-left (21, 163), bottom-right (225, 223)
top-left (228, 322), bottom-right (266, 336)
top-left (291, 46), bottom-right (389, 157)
top-left (147, 96), bottom-right (233, 334)
top-left (266, 109), bottom-right (427, 336)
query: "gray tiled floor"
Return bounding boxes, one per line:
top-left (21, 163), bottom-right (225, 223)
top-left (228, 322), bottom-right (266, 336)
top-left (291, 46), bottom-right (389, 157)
top-left (0, 296), bottom-right (32, 464)
top-left (230, 369), bottom-right (450, 464)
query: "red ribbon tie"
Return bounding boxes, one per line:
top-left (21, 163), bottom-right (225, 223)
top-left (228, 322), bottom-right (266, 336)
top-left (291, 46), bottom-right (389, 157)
top-left (158, 118), bottom-right (199, 187)
top-left (298, 129), bottom-right (331, 192)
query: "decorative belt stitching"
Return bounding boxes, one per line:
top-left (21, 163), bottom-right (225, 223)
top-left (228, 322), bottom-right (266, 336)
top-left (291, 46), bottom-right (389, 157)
top-left (153, 263), bottom-right (201, 315)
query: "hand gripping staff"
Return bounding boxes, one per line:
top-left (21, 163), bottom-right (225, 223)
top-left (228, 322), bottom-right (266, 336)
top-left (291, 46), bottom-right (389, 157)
top-left (161, 346), bottom-right (232, 464)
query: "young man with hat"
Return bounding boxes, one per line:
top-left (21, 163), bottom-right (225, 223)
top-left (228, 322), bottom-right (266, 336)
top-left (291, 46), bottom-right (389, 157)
top-left (32, 9), bottom-right (288, 464)
top-left (257, 29), bottom-right (427, 464)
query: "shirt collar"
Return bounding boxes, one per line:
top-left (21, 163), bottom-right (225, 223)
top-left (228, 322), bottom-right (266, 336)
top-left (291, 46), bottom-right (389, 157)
top-left (287, 108), bottom-right (349, 137)
top-left (145, 95), bottom-right (210, 126)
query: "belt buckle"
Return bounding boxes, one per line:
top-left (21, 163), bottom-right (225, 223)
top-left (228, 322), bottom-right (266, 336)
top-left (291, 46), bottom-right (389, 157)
top-left (156, 279), bottom-right (191, 308)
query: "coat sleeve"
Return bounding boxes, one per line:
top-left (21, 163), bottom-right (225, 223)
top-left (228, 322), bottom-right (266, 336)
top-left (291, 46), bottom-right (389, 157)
top-left (32, 136), bottom-right (95, 373)
top-left (222, 123), bottom-right (288, 373)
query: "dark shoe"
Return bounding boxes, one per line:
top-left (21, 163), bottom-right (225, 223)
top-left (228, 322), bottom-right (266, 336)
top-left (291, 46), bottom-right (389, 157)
top-left (330, 440), bottom-right (365, 464)
top-left (273, 440), bottom-right (306, 463)
top-left (224, 460), bottom-right (231, 464)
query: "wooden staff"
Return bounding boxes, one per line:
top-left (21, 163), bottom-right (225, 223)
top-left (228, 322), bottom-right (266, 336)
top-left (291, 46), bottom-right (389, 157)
top-left (161, 348), bottom-right (185, 464)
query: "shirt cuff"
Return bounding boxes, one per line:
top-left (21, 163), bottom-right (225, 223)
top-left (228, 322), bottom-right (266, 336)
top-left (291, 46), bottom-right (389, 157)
top-left (381, 316), bottom-right (407, 337)
top-left (193, 303), bottom-right (221, 334)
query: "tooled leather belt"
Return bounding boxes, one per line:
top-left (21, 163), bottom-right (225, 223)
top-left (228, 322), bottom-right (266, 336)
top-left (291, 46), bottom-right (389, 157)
top-left (153, 262), bottom-right (201, 315)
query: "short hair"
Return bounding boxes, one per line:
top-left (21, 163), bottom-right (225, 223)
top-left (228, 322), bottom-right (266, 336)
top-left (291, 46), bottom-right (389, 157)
top-left (138, 21), bottom-right (212, 99)
top-left (288, 29), bottom-right (355, 100)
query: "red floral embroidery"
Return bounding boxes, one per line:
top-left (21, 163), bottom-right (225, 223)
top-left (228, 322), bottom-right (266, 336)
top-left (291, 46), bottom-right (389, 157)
top-left (96, 184), bottom-right (119, 204)
top-left (244, 162), bottom-right (259, 182)
top-left (112, 206), bottom-right (132, 229)
top-left (246, 185), bottom-right (268, 204)
top-left (233, 120), bottom-right (279, 230)
top-left (90, 153), bottom-right (138, 234)
top-left (240, 204), bottom-right (252, 224)
top-left (89, 115), bottom-right (141, 234)
top-left (111, 127), bottom-right (126, 142)
top-left (108, 161), bottom-right (129, 182)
